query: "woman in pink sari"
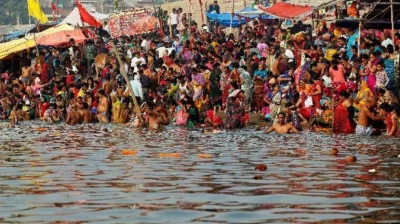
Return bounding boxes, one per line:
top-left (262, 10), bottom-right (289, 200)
top-left (365, 52), bottom-right (379, 94)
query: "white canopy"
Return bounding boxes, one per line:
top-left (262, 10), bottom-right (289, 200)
top-left (284, 0), bottom-right (339, 8)
top-left (61, 7), bottom-right (109, 27)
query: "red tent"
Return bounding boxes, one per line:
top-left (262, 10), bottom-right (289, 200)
top-left (259, 3), bottom-right (313, 19)
top-left (36, 30), bottom-right (87, 46)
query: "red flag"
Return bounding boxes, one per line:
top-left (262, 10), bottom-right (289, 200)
top-left (76, 0), bottom-right (102, 28)
top-left (51, 2), bottom-right (60, 13)
top-left (51, 2), bottom-right (60, 21)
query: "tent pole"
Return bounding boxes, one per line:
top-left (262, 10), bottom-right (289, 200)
top-left (390, 0), bottom-right (395, 51)
top-left (311, 11), bottom-right (314, 29)
top-left (230, 0), bottom-right (234, 33)
top-left (167, 0), bottom-right (172, 37)
top-left (357, 19), bottom-right (361, 56)
top-left (189, 1), bottom-right (192, 36)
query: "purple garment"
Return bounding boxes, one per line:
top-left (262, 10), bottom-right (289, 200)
top-left (192, 73), bottom-right (205, 85)
top-left (366, 58), bottom-right (379, 94)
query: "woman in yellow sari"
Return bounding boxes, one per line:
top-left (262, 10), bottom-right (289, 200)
top-left (111, 94), bottom-right (122, 123)
top-left (354, 81), bottom-right (373, 110)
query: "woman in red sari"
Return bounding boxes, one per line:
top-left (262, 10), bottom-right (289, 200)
top-left (310, 74), bottom-right (323, 109)
top-left (333, 91), bottom-right (355, 134)
top-left (293, 32), bottom-right (306, 69)
top-left (296, 80), bottom-right (313, 123)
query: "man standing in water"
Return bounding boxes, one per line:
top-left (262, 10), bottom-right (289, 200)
top-left (356, 97), bottom-right (384, 135)
top-left (265, 112), bottom-right (300, 134)
top-left (97, 89), bottom-right (109, 123)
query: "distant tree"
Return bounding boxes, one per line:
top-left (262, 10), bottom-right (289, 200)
top-left (0, 0), bottom-right (30, 25)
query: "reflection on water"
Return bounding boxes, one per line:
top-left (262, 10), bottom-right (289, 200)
top-left (0, 122), bottom-right (399, 223)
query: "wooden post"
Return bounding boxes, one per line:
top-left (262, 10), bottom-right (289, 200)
top-left (357, 19), bottom-right (361, 56)
top-left (167, 0), bottom-right (172, 36)
top-left (230, 0), bottom-right (234, 33)
top-left (110, 42), bottom-right (143, 122)
top-left (189, 0), bottom-right (192, 36)
top-left (390, 0), bottom-right (395, 51)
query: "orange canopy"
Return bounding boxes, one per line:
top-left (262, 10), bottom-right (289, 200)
top-left (259, 3), bottom-right (313, 19)
top-left (36, 30), bottom-right (87, 46)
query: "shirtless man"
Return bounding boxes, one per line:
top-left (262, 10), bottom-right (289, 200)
top-left (9, 104), bottom-right (29, 124)
top-left (143, 104), bottom-right (164, 131)
top-left (317, 58), bottom-right (329, 76)
top-left (118, 101), bottom-right (131, 123)
top-left (0, 78), bottom-right (7, 95)
top-left (97, 89), bottom-right (109, 123)
top-left (102, 75), bottom-right (113, 95)
top-left (271, 53), bottom-right (282, 77)
top-left (66, 104), bottom-right (82, 125)
top-left (155, 103), bottom-right (170, 125)
top-left (81, 102), bottom-right (93, 124)
top-left (356, 97), bottom-right (384, 135)
top-left (265, 112), bottom-right (300, 134)
top-left (21, 63), bottom-right (33, 86)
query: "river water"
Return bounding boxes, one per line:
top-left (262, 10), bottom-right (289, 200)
top-left (0, 122), bottom-right (399, 223)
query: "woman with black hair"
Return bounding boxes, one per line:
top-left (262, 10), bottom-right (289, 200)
top-left (329, 59), bottom-right (346, 94)
top-left (333, 91), bottom-right (355, 134)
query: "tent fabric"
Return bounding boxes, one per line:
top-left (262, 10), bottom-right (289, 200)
top-left (206, 13), bottom-right (250, 28)
top-left (335, 19), bottom-right (400, 30)
top-left (0, 27), bottom-right (34, 43)
top-left (284, 0), bottom-right (339, 8)
top-left (0, 24), bottom-right (74, 60)
top-left (259, 3), bottom-right (313, 19)
top-left (206, 7), bottom-right (274, 28)
top-left (36, 30), bottom-right (87, 46)
top-left (235, 6), bottom-right (272, 18)
top-left (362, 0), bottom-right (400, 21)
top-left (335, 0), bottom-right (400, 30)
top-left (61, 7), bottom-right (109, 27)
top-left (0, 23), bottom-right (59, 43)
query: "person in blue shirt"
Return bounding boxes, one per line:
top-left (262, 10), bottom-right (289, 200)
top-left (253, 63), bottom-right (268, 80)
top-left (208, 1), bottom-right (220, 14)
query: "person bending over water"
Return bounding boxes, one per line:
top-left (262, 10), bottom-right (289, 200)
top-left (356, 97), bottom-right (384, 135)
top-left (265, 112), bottom-right (300, 134)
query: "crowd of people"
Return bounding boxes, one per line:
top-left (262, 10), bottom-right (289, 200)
top-left (0, 6), bottom-right (399, 136)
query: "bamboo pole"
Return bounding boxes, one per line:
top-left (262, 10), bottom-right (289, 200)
top-left (110, 42), bottom-right (143, 122)
top-left (390, 0), bottom-right (395, 51)
top-left (229, 0), bottom-right (234, 33)
top-left (189, 0), bottom-right (192, 36)
top-left (357, 19), bottom-right (361, 56)
top-left (167, 0), bottom-right (172, 36)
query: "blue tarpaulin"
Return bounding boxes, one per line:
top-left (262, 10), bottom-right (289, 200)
top-left (206, 7), bottom-right (274, 28)
top-left (0, 22), bottom-right (59, 43)
top-left (0, 26), bottom-right (35, 43)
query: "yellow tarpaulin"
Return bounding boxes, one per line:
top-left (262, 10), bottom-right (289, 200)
top-left (0, 24), bottom-right (74, 60)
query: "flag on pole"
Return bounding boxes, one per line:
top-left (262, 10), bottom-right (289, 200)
top-left (76, 0), bottom-right (102, 28)
top-left (51, 2), bottom-right (60, 21)
top-left (27, 0), bottom-right (49, 24)
top-left (51, 2), bottom-right (60, 13)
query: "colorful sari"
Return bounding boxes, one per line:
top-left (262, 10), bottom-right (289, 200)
top-left (383, 58), bottom-right (396, 90)
top-left (366, 58), bottom-right (379, 94)
top-left (354, 81), bottom-right (373, 110)
top-left (333, 100), bottom-right (355, 134)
